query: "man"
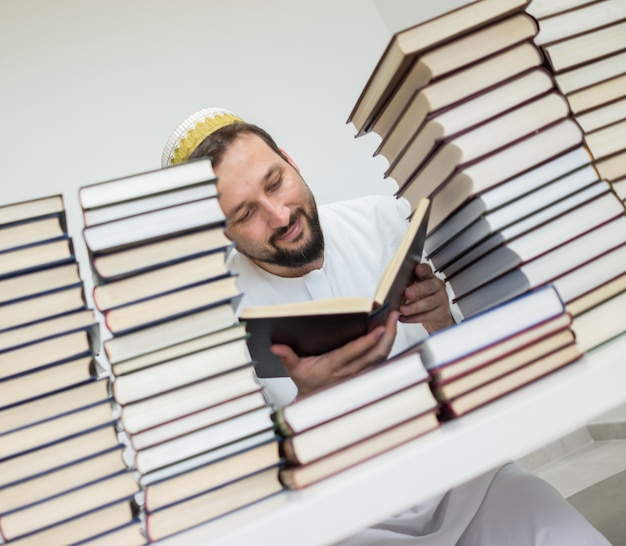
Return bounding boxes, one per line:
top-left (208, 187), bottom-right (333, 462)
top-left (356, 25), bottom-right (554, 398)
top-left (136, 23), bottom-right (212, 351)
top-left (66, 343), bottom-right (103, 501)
top-left (161, 107), bottom-right (610, 545)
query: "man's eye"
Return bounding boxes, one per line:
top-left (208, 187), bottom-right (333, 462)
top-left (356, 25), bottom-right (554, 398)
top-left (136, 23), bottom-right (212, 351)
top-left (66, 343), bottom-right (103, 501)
top-left (238, 208), bottom-right (254, 223)
top-left (268, 178), bottom-right (282, 192)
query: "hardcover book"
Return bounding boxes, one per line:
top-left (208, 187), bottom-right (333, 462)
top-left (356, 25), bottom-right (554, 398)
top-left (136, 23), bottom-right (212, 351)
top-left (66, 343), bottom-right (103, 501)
top-left (566, 73), bottom-right (626, 114)
top-left (425, 152), bottom-right (597, 257)
top-left (92, 250), bottom-right (230, 312)
top-left (395, 92), bottom-right (571, 215)
top-left (0, 308), bottom-right (96, 353)
top-left (526, 0), bottom-right (599, 18)
top-left (550, 228), bottom-right (626, 308)
top-left (554, 50), bottom-right (626, 94)
top-left (570, 288), bottom-right (626, 352)
top-left (133, 405), bottom-right (274, 475)
top-left (416, 285), bottom-right (567, 370)
top-left (453, 214), bottom-right (626, 317)
top-left (118, 365), bottom-right (261, 435)
top-left (422, 118), bottom-right (584, 230)
top-left (0, 425), bottom-right (122, 488)
top-left (241, 197), bottom-right (430, 378)
top-left (533, 0), bottom-right (626, 46)
top-left (446, 186), bottom-right (623, 301)
top-left (431, 176), bottom-right (604, 276)
top-left (0, 261), bottom-right (81, 305)
top-left (129, 390), bottom-right (268, 452)
top-left (143, 438), bottom-right (280, 512)
top-left (0, 398), bottom-right (115, 461)
top-left (375, 14), bottom-right (540, 159)
top-left (144, 467), bottom-right (283, 542)
top-left (101, 276), bottom-right (240, 335)
top-left (279, 380), bottom-right (438, 466)
top-left (2, 500), bottom-right (139, 546)
top-left (111, 323), bottom-right (246, 377)
top-left (102, 304), bottom-right (238, 364)
top-left (0, 214), bottom-right (67, 253)
top-left (82, 196), bottom-right (225, 254)
top-left (272, 349), bottom-right (429, 436)
top-left (279, 409), bottom-right (439, 490)
top-left (427, 313), bottom-right (574, 384)
top-left (542, 19), bottom-right (626, 73)
top-left (78, 157), bottom-right (216, 210)
top-left (0, 237), bottom-right (75, 280)
top-left (377, 40), bottom-right (544, 158)
top-left (385, 67), bottom-right (554, 190)
top-left (439, 342), bottom-right (582, 418)
top-left (111, 337), bottom-right (251, 405)
top-left (0, 194), bottom-right (64, 225)
top-left (348, 0), bottom-right (530, 134)
top-left (0, 379), bottom-right (109, 435)
top-left (566, 269), bottom-right (626, 317)
top-left (90, 227), bottom-right (230, 282)
top-left (0, 447), bottom-right (128, 514)
top-left (431, 328), bottom-right (576, 400)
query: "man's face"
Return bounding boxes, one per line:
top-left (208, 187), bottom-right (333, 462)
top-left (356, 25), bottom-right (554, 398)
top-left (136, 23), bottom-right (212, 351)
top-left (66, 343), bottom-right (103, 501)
top-left (214, 133), bottom-right (324, 277)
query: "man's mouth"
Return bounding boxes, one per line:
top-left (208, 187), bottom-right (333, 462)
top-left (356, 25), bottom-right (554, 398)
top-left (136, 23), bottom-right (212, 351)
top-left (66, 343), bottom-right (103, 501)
top-left (274, 215), bottom-right (303, 244)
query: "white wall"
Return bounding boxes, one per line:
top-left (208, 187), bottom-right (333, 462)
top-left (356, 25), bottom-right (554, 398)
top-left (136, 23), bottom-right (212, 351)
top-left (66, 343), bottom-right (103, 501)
top-left (1, 0), bottom-right (465, 326)
top-left (373, 0), bottom-right (473, 33)
top-left (0, 0), bottom-right (405, 232)
top-left (0, 0), bottom-right (466, 340)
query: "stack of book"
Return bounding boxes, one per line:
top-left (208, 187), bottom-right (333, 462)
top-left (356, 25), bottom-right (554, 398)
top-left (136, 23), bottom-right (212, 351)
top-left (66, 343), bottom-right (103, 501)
top-left (531, 0), bottom-right (626, 198)
top-left (78, 158), bottom-right (284, 543)
top-left (0, 195), bottom-right (142, 545)
top-left (530, 0), bottom-right (626, 353)
top-left (414, 285), bottom-right (583, 419)
top-left (348, 0), bottom-right (626, 351)
top-left (273, 350), bottom-right (440, 491)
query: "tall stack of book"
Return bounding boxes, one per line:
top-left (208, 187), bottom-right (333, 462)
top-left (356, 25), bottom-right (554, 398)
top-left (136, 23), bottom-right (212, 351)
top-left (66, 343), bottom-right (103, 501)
top-left (273, 350), bottom-right (440, 491)
top-left (530, 0), bottom-right (626, 197)
top-left (348, 0), bottom-right (626, 352)
top-left (528, 0), bottom-right (626, 352)
top-left (0, 195), bottom-right (142, 546)
top-left (78, 158), bottom-right (283, 543)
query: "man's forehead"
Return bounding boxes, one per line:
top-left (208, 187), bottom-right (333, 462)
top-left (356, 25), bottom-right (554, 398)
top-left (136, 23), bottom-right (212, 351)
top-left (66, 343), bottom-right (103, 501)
top-left (216, 143), bottom-right (282, 208)
top-left (218, 134), bottom-right (280, 174)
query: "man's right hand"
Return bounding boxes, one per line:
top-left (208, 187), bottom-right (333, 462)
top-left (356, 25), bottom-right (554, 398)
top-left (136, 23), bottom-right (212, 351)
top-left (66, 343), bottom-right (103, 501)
top-left (269, 311), bottom-right (399, 398)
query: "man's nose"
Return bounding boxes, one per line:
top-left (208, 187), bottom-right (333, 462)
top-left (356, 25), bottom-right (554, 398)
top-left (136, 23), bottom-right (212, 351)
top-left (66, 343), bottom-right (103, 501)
top-left (264, 199), bottom-right (291, 229)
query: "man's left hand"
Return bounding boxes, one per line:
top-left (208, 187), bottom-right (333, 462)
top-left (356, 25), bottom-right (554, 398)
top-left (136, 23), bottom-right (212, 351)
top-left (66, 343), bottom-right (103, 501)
top-left (399, 263), bottom-right (454, 333)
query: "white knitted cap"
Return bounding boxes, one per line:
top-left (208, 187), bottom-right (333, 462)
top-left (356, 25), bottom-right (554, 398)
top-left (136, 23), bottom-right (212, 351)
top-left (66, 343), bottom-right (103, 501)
top-left (161, 106), bottom-right (244, 168)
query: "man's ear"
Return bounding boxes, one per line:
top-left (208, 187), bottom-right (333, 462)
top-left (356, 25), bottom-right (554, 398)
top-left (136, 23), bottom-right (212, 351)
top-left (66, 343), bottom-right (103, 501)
top-left (279, 147), bottom-right (300, 173)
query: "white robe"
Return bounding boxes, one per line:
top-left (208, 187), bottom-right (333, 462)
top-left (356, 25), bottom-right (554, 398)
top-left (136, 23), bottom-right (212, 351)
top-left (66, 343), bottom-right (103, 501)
top-left (227, 195), bottom-right (610, 545)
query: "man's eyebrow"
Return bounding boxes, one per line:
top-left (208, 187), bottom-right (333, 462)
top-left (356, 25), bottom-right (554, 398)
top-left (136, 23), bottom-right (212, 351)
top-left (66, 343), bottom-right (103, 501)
top-left (227, 201), bottom-right (246, 222)
top-left (264, 165), bottom-right (281, 181)
top-left (226, 166), bottom-right (281, 221)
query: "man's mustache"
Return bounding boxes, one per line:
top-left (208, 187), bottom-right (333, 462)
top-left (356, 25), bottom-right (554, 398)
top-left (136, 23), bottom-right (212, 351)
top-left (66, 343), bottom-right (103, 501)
top-left (270, 210), bottom-right (304, 244)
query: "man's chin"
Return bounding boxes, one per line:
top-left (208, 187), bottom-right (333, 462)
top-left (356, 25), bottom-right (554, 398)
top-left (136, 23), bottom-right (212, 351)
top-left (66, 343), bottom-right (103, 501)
top-left (262, 245), bottom-right (323, 269)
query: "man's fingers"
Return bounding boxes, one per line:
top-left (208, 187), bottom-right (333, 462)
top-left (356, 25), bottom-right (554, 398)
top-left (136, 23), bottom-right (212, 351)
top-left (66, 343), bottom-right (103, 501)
top-left (270, 344), bottom-right (299, 368)
top-left (415, 262), bottom-right (434, 279)
top-left (333, 311), bottom-right (399, 376)
top-left (400, 290), bottom-right (441, 317)
top-left (269, 311), bottom-right (399, 397)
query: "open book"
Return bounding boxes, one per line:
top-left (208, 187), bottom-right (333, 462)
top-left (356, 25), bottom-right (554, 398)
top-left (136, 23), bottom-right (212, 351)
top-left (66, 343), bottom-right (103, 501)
top-left (240, 197), bottom-right (430, 378)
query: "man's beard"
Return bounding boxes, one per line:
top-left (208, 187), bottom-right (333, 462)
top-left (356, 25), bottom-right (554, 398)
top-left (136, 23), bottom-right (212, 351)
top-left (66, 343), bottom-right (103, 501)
top-left (263, 207), bottom-right (324, 269)
top-left (236, 205), bottom-right (324, 270)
